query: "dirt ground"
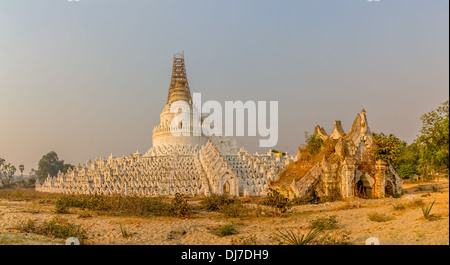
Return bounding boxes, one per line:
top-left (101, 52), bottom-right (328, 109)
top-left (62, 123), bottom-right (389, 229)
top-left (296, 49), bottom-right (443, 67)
top-left (0, 181), bottom-right (448, 245)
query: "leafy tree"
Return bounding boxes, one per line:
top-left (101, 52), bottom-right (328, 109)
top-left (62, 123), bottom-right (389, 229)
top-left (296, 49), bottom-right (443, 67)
top-left (63, 164), bottom-right (74, 173)
top-left (372, 132), bottom-right (407, 169)
top-left (36, 151), bottom-right (65, 184)
top-left (1, 163), bottom-right (17, 185)
top-left (396, 143), bottom-right (421, 178)
top-left (36, 152), bottom-right (74, 184)
top-left (416, 100), bottom-right (449, 176)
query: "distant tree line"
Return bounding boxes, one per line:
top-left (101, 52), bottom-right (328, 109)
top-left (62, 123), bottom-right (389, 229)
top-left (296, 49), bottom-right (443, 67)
top-left (0, 158), bottom-right (30, 187)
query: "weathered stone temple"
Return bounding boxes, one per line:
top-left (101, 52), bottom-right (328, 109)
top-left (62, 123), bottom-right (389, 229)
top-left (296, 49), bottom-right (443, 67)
top-left (36, 53), bottom-right (292, 197)
top-left (272, 109), bottom-right (403, 200)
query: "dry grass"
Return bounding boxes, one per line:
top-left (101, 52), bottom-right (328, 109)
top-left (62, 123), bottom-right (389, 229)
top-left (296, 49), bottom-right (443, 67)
top-left (367, 212), bottom-right (395, 222)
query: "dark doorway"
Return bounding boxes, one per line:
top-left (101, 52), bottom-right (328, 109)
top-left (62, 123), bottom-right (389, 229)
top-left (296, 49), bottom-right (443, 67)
top-left (356, 180), bottom-right (367, 198)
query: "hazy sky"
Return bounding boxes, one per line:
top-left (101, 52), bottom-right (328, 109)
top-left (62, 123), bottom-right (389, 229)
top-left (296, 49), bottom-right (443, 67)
top-left (0, 0), bottom-right (448, 172)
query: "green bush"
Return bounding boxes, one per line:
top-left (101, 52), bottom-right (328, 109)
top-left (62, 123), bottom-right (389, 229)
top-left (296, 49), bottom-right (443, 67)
top-left (263, 188), bottom-right (292, 214)
top-left (55, 199), bottom-right (70, 214)
top-left (214, 224), bottom-right (238, 237)
top-left (201, 194), bottom-right (238, 212)
top-left (219, 200), bottom-right (245, 218)
top-left (172, 193), bottom-right (193, 219)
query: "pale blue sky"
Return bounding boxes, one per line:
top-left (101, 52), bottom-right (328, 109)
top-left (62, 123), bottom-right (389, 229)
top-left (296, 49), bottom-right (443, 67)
top-left (0, 0), bottom-right (448, 171)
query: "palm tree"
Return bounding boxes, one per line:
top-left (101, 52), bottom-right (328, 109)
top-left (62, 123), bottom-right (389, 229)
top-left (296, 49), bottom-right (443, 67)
top-left (19, 164), bottom-right (25, 177)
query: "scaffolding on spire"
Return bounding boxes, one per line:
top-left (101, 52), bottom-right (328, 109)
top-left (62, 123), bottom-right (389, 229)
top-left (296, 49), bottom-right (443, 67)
top-left (167, 52), bottom-right (192, 104)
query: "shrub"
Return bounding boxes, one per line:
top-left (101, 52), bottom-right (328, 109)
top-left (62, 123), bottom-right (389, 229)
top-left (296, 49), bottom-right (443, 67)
top-left (219, 200), bottom-right (245, 218)
top-left (412, 199), bottom-right (425, 207)
top-left (393, 190), bottom-right (404, 198)
top-left (55, 199), bottom-right (70, 214)
top-left (431, 185), bottom-right (440, 192)
top-left (367, 213), bottom-right (395, 222)
top-left (417, 185), bottom-right (424, 191)
top-left (393, 204), bottom-right (406, 211)
top-left (214, 224), bottom-right (238, 237)
top-left (172, 193), bottom-right (193, 219)
top-left (310, 215), bottom-right (339, 230)
top-left (201, 194), bottom-right (238, 212)
top-left (263, 188), bottom-right (292, 214)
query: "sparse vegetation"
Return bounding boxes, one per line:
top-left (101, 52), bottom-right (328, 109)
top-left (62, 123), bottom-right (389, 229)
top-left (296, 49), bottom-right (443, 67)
top-left (54, 199), bottom-right (70, 214)
top-left (422, 200), bottom-right (441, 221)
top-left (432, 185), bottom-right (440, 192)
top-left (54, 195), bottom-right (176, 218)
top-left (263, 188), bottom-right (292, 215)
top-left (201, 194), bottom-right (237, 211)
top-left (119, 222), bottom-right (131, 238)
top-left (367, 212), bottom-right (395, 222)
top-left (172, 193), bottom-right (193, 219)
top-left (213, 224), bottom-right (238, 237)
top-left (412, 199), bottom-right (425, 207)
top-left (230, 234), bottom-right (258, 245)
top-left (310, 215), bottom-right (339, 230)
top-left (393, 204), bottom-right (406, 211)
top-left (78, 211), bottom-right (92, 219)
top-left (219, 200), bottom-right (246, 218)
top-left (317, 231), bottom-right (352, 245)
top-left (274, 228), bottom-right (322, 245)
top-left (200, 194), bottom-right (247, 218)
top-left (19, 217), bottom-right (88, 244)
